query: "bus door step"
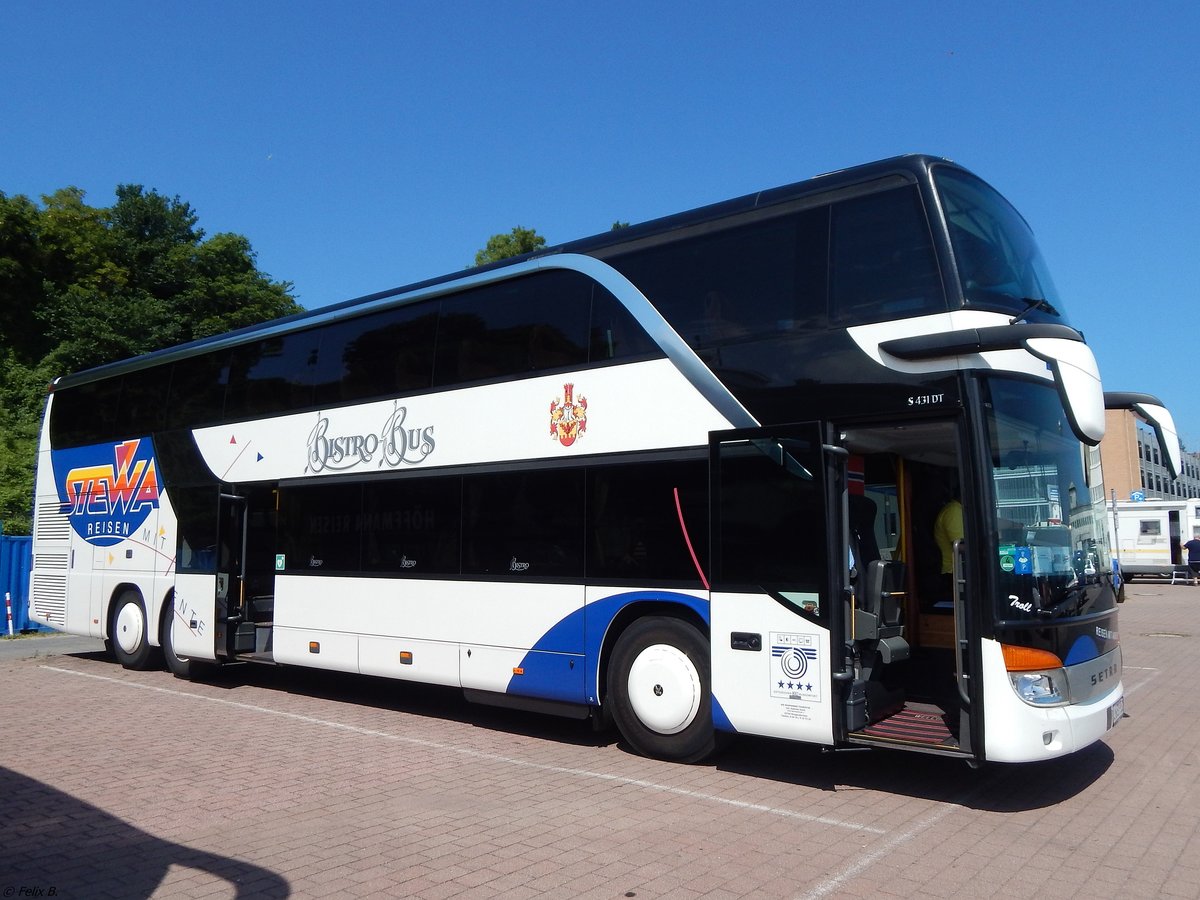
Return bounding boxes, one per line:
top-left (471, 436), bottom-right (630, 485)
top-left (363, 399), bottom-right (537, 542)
top-left (847, 702), bottom-right (964, 755)
top-left (233, 620), bottom-right (273, 654)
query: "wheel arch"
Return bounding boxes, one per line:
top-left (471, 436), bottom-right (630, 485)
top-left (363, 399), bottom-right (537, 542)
top-left (596, 596), bottom-right (709, 711)
top-left (156, 586), bottom-right (177, 644)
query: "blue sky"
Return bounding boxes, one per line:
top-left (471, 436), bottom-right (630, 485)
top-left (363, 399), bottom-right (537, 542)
top-left (4, 2), bottom-right (1198, 444)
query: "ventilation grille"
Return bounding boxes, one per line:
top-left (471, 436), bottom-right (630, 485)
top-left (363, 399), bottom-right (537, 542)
top-left (30, 573), bottom-right (67, 626)
top-left (35, 502), bottom-right (71, 543)
top-left (34, 552), bottom-right (69, 570)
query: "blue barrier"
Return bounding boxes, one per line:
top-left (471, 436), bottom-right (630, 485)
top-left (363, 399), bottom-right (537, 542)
top-left (1, 534), bottom-right (45, 633)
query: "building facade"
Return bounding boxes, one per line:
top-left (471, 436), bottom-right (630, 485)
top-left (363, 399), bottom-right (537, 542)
top-left (1101, 409), bottom-right (1200, 501)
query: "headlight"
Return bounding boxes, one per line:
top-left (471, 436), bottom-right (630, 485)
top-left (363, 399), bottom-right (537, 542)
top-left (1002, 643), bottom-right (1070, 706)
top-left (1008, 669), bottom-right (1069, 706)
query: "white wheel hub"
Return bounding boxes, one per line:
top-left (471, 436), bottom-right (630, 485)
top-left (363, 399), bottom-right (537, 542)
top-left (115, 601), bottom-right (145, 655)
top-left (626, 643), bottom-right (702, 735)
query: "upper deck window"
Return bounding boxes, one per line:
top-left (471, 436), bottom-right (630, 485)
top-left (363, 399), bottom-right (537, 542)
top-left (934, 167), bottom-right (1066, 322)
top-left (828, 186), bottom-right (945, 325)
top-left (51, 268), bottom-right (660, 448)
top-left (434, 272), bottom-right (591, 386)
top-left (605, 183), bottom-right (947, 344)
top-left (604, 208), bottom-right (829, 345)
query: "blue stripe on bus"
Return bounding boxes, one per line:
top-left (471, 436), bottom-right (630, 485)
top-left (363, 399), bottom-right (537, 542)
top-left (1063, 633), bottom-right (1100, 665)
top-left (711, 693), bottom-right (734, 734)
top-left (506, 590), bottom-right (712, 709)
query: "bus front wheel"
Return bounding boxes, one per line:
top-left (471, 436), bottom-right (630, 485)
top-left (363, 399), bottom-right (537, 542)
top-left (110, 591), bottom-right (159, 671)
top-left (608, 616), bottom-right (716, 763)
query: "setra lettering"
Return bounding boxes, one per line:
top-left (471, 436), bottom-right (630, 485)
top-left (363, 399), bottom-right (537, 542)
top-left (1091, 661), bottom-right (1119, 686)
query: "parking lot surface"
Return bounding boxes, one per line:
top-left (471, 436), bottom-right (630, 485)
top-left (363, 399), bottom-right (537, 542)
top-left (3, 580), bottom-right (1199, 899)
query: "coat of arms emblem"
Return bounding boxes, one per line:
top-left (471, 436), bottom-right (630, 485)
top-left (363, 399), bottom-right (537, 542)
top-left (550, 383), bottom-right (587, 447)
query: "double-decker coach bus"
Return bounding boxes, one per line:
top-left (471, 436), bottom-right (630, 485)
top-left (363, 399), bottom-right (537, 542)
top-left (29, 154), bottom-right (1180, 764)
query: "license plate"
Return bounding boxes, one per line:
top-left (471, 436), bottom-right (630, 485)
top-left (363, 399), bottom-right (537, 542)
top-left (1107, 695), bottom-right (1125, 730)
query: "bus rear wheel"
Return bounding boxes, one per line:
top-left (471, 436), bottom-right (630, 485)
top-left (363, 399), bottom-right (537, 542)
top-left (110, 591), bottom-right (159, 671)
top-left (608, 616), bottom-right (716, 763)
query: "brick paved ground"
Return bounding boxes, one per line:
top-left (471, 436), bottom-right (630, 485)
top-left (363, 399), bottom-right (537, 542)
top-left (2, 580), bottom-right (1198, 899)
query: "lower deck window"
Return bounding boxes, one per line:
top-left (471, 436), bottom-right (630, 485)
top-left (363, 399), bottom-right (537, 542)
top-left (274, 458), bottom-right (707, 584)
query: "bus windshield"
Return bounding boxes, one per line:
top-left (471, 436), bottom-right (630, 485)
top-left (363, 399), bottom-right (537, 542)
top-left (985, 378), bottom-right (1114, 623)
top-left (935, 166), bottom-right (1067, 323)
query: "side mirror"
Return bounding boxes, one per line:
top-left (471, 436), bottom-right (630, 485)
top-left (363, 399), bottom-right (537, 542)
top-left (879, 323), bottom-right (1105, 446)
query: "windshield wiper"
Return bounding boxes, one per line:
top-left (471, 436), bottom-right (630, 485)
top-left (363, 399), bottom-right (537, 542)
top-left (1036, 584), bottom-right (1089, 618)
top-left (1009, 297), bottom-right (1060, 325)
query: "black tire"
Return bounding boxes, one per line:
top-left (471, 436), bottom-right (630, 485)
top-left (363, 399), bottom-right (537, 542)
top-left (110, 591), bottom-right (159, 670)
top-left (607, 616), bottom-right (717, 763)
top-left (161, 594), bottom-right (198, 679)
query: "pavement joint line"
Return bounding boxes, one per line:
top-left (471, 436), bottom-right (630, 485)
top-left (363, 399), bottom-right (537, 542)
top-left (795, 802), bottom-right (959, 900)
top-left (40, 664), bottom-right (888, 835)
top-left (799, 660), bottom-right (1146, 896)
top-left (1123, 665), bottom-right (1162, 697)
top-left (794, 767), bottom-right (1012, 900)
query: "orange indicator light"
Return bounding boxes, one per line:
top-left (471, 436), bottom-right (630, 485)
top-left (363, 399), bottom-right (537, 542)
top-left (1001, 644), bottom-right (1062, 671)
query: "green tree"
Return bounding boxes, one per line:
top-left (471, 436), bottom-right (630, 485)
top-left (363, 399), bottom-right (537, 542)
top-left (0, 184), bottom-right (300, 533)
top-left (0, 192), bottom-right (46, 357)
top-left (473, 226), bottom-right (546, 266)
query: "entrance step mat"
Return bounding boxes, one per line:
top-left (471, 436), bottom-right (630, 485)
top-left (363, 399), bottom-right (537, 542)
top-left (858, 703), bottom-right (958, 748)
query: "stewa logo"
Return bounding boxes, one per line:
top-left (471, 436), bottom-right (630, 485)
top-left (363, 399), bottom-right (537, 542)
top-left (54, 438), bottom-right (161, 547)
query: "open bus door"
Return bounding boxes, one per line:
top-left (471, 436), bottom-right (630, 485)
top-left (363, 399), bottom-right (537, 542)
top-left (216, 486), bottom-right (277, 660)
top-left (836, 419), bottom-right (976, 759)
top-left (709, 420), bottom-right (977, 757)
top-left (217, 492), bottom-right (248, 657)
top-left (709, 423), bottom-right (844, 748)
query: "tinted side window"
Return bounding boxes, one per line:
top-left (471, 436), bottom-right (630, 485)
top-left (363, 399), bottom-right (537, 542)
top-left (604, 208), bottom-right (830, 348)
top-left (434, 272), bottom-right (589, 387)
top-left (226, 331), bottom-right (321, 420)
top-left (279, 481), bottom-right (363, 573)
top-left (173, 486), bottom-right (219, 573)
top-left (115, 367), bottom-right (168, 436)
top-left (50, 378), bottom-right (123, 448)
top-left (715, 436), bottom-right (828, 588)
top-left (462, 470), bottom-right (584, 577)
top-left (588, 283), bottom-right (661, 363)
top-left (166, 351), bottom-right (230, 429)
top-left (362, 477), bottom-right (461, 575)
top-left (587, 461), bottom-right (707, 583)
top-left (829, 185), bottom-right (945, 324)
top-left (313, 304), bottom-right (438, 407)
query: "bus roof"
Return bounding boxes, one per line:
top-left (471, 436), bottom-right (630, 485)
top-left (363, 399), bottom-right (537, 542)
top-left (54, 152), bottom-right (961, 391)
